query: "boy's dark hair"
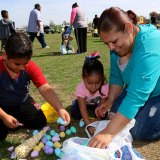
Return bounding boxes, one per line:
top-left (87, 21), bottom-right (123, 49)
top-left (64, 26), bottom-right (68, 30)
top-left (5, 32), bottom-right (33, 59)
top-left (72, 2), bottom-right (78, 8)
top-left (82, 58), bottom-right (106, 95)
top-left (1, 10), bottom-right (8, 18)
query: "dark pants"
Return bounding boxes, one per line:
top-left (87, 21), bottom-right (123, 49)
top-left (29, 32), bottom-right (47, 48)
top-left (71, 99), bottom-right (97, 120)
top-left (74, 28), bottom-right (87, 53)
top-left (0, 96), bottom-right (47, 141)
top-left (110, 89), bottom-right (160, 141)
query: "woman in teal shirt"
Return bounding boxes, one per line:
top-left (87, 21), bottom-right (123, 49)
top-left (89, 7), bottom-right (160, 148)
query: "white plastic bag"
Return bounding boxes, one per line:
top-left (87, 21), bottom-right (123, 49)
top-left (61, 137), bottom-right (121, 160)
top-left (60, 45), bottom-right (67, 54)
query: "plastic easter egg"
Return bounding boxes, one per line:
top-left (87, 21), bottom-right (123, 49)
top-left (70, 126), bottom-right (77, 133)
top-left (52, 136), bottom-right (60, 142)
top-left (50, 130), bottom-right (56, 136)
top-left (44, 147), bottom-right (54, 155)
top-left (41, 137), bottom-right (47, 144)
top-left (33, 145), bottom-right (41, 151)
top-left (43, 126), bottom-right (51, 131)
top-left (38, 142), bottom-right (44, 148)
top-left (7, 146), bottom-right (14, 152)
top-left (58, 152), bottom-right (64, 158)
top-left (31, 150), bottom-right (39, 158)
top-left (45, 134), bottom-right (52, 141)
top-left (54, 142), bottom-right (62, 148)
top-left (32, 130), bottom-right (39, 136)
top-left (10, 151), bottom-right (16, 159)
top-left (54, 148), bottom-right (61, 156)
top-left (59, 132), bottom-right (65, 138)
top-left (46, 141), bottom-right (54, 147)
top-left (57, 117), bottom-right (67, 125)
top-left (43, 145), bottom-right (51, 151)
top-left (79, 120), bottom-right (85, 127)
top-left (54, 132), bottom-right (60, 137)
top-left (66, 129), bottom-right (71, 135)
top-left (59, 125), bottom-right (65, 132)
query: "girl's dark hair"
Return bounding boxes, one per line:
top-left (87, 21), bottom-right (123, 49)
top-left (126, 10), bottom-right (139, 25)
top-left (72, 2), bottom-right (78, 8)
top-left (82, 58), bottom-right (106, 96)
top-left (98, 7), bottom-right (133, 33)
top-left (5, 32), bottom-right (33, 59)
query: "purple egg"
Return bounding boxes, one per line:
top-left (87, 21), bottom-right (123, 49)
top-left (43, 145), bottom-right (51, 151)
top-left (44, 147), bottom-right (54, 155)
top-left (7, 146), bottom-right (14, 152)
top-left (10, 151), bottom-right (16, 159)
top-left (59, 125), bottom-right (65, 132)
top-left (41, 137), bottom-right (47, 144)
top-left (31, 150), bottom-right (39, 158)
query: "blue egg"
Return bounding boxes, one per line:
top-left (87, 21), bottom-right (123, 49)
top-left (79, 120), bottom-right (85, 127)
top-left (70, 126), bottom-right (77, 133)
top-left (50, 130), bottom-right (56, 136)
top-left (46, 141), bottom-right (54, 147)
top-left (45, 134), bottom-right (52, 141)
top-left (66, 129), bottom-right (71, 135)
top-left (57, 117), bottom-right (67, 125)
top-left (32, 130), bottom-right (39, 136)
top-left (55, 148), bottom-right (61, 156)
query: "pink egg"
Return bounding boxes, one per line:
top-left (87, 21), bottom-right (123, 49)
top-left (52, 136), bottom-right (60, 142)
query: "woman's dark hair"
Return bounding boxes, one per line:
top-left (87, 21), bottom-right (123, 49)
top-left (82, 58), bottom-right (106, 95)
top-left (5, 32), bottom-right (33, 59)
top-left (126, 10), bottom-right (139, 25)
top-left (98, 7), bottom-right (133, 33)
top-left (72, 2), bottom-right (78, 8)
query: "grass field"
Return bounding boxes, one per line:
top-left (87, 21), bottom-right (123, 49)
top-left (0, 33), bottom-right (159, 160)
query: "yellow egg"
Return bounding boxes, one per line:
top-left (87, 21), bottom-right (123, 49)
top-left (38, 142), bottom-right (44, 148)
top-left (59, 132), bottom-right (65, 138)
top-left (54, 142), bottom-right (62, 148)
top-left (33, 146), bottom-right (41, 151)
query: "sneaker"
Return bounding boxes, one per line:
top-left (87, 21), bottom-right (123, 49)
top-left (43, 46), bottom-right (50, 49)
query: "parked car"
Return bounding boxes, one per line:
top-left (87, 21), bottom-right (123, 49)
top-left (44, 26), bottom-right (54, 34)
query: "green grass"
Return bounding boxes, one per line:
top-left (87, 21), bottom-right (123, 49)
top-left (0, 33), bottom-right (110, 160)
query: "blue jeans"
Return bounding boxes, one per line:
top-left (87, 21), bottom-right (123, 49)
top-left (29, 32), bottom-right (46, 48)
top-left (111, 89), bottom-right (160, 141)
top-left (71, 100), bottom-right (97, 120)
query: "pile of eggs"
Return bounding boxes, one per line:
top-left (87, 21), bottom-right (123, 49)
top-left (7, 118), bottom-right (85, 159)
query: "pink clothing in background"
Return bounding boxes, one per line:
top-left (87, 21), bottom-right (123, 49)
top-left (75, 81), bottom-right (109, 104)
top-left (70, 7), bottom-right (78, 25)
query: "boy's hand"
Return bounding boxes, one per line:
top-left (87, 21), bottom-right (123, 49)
top-left (2, 114), bottom-right (19, 129)
top-left (58, 108), bottom-right (70, 125)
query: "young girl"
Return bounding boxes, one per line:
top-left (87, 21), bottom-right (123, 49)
top-left (71, 52), bottom-right (109, 135)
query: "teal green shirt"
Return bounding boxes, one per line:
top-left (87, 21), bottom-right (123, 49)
top-left (110, 24), bottom-right (160, 119)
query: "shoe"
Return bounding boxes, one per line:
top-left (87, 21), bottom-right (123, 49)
top-left (43, 46), bottom-right (50, 49)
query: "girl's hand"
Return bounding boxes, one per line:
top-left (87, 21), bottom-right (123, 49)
top-left (58, 108), bottom-right (71, 125)
top-left (2, 114), bottom-right (19, 129)
top-left (88, 131), bottom-right (113, 148)
top-left (95, 100), bottom-right (112, 118)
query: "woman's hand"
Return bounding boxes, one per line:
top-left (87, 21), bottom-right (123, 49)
top-left (88, 131), bottom-right (113, 148)
top-left (2, 114), bottom-right (19, 129)
top-left (58, 108), bottom-right (71, 125)
top-left (95, 100), bottom-right (112, 118)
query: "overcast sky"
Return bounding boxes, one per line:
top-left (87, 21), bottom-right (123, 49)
top-left (1, 0), bottom-right (160, 28)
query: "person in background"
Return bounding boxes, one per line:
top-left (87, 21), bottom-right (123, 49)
top-left (88, 7), bottom-right (160, 148)
top-left (27, 4), bottom-right (49, 49)
top-left (70, 2), bottom-right (87, 54)
top-left (0, 10), bottom-right (15, 52)
top-left (71, 52), bottom-right (109, 135)
top-left (0, 32), bottom-right (70, 141)
top-left (92, 14), bottom-right (100, 29)
top-left (150, 13), bottom-right (157, 27)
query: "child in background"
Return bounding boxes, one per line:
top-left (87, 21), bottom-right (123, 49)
top-left (61, 25), bottom-right (74, 54)
top-left (71, 52), bottom-right (109, 135)
top-left (0, 32), bottom-right (70, 141)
